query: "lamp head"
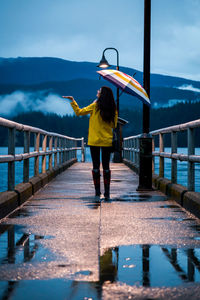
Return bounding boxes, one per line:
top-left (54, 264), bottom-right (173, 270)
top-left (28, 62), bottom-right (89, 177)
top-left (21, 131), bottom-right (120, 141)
top-left (97, 53), bottom-right (110, 68)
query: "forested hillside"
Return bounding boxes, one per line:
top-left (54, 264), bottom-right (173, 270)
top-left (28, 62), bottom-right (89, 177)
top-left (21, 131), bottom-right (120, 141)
top-left (0, 101), bottom-right (199, 147)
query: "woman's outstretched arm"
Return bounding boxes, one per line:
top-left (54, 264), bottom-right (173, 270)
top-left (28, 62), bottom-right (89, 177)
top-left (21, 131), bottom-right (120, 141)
top-left (62, 96), bottom-right (95, 116)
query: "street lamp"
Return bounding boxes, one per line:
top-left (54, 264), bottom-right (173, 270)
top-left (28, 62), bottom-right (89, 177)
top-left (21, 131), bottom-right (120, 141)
top-left (97, 47), bottom-right (121, 162)
top-left (97, 47), bottom-right (120, 114)
top-left (97, 53), bottom-right (110, 69)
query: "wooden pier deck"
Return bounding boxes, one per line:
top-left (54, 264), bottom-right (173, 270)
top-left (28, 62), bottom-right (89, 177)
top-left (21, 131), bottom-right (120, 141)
top-left (1, 162), bottom-right (200, 299)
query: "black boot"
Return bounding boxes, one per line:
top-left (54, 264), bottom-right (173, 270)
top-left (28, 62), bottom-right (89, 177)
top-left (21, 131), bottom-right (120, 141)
top-left (103, 170), bottom-right (111, 199)
top-left (92, 169), bottom-right (101, 196)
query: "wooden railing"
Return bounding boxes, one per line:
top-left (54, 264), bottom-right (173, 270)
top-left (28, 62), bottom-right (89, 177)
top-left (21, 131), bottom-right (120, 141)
top-left (123, 118), bottom-right (200, 192)
top-left (123, 134), bottom-right (140, 172)
top-left (0, 117), bottom-right (85, 191)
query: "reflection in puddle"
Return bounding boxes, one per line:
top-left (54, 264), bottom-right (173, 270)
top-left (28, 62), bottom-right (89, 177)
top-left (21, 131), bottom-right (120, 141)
top-left (113, 195), bottom-right (167, 202)
top-left (99, 244), bottom-right (200, 287)
top-left (75, 270), bottom-right (93, 276)
top-left (159, 205), bottom-right (180, 209)
top-left (191, 225), bottom-right (200, 233)
top-left (80, 194), bottom-right (168, 207)
top-left (8, 208), bottom-right (35, 219)
top-left (0, 224), bottom-right (54, 265)
top-left (8, 206), bottom-right (55, 219)
top-left (80, 197), bottom-right (101, 209)
top-left (0, 279), bottom-right (100, 300)
top-left (1, 220), bottom-right (200, 299)
top-left (1, 244), bottom-right (200, 299)
top-left (145, 217), bottom-right (194, 222)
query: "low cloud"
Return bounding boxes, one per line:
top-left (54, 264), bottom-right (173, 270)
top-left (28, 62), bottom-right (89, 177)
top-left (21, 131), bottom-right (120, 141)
top-left (0, 91), bottom-right (74, 117)
top-left (177, 84), bottom-right (200, 93)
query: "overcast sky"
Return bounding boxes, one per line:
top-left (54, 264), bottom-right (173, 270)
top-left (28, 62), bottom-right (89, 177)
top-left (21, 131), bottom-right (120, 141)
top-left (0, 0), bottom-right (200, 81)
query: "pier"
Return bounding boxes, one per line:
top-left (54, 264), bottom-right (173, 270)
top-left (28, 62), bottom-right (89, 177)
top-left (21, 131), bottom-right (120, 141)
top-left (1, 117), bottom-right (200, 299)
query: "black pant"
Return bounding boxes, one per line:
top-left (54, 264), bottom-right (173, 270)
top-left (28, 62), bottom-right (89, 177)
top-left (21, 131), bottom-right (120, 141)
top-left (90, 146), bottom-right (112, 170)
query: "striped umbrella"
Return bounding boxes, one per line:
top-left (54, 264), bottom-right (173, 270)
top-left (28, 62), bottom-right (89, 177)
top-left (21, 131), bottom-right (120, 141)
top-left (97, 69), bottom-right (150, 106)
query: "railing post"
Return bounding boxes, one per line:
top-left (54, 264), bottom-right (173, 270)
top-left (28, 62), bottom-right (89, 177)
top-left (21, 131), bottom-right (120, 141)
top-left (122, 139), bottom-right (125, 159)
top-left (136, 138), bottom-right (139, 169)
top-left (59, 138), bottom-right (62, 165)
top-left (66, 139), bottom-right (69, 161)
top-left (131, 139), bottom-right (133, 162)
top-left (74, 140), bottom-right (77, 159)
top-left (63, 138), bottom-right (65, 162)
top-left (70, 140), bottom-right (72, 160)
top-left (125, 139), bottom-right (127, 160)
top-left (49, 135), bottom-right (53, 170)
top-left (54, 137), bottom-right (57, 167)
top-left (23, 131), bottom-right (30, 183)
top-left (123, 139), bottom-right (126, 160)
top-left (42, 134), bottom-right (47, 173)
top-left (81, 138), bottom-right (85, 162)
top-left (159, 133), bottom-right (164, 177)
top-left (66, 139), bottom-right (68, 161)
top-left (133, 139), bottom-right (135, 164)
top-left (152, 137), bottom-right (155, 174)
top-left (188, 128), bottom-right (195, 191)
top-left (62, 139), bottom-right (64, 163)
top-left (171, 131), bottom-right (177, 184)
top-left (71, 140), bottom-right (74, 159)
top-left (8, 128), bottom-right (16, 191)
top-left (34, 133), bottom-right (40, 176)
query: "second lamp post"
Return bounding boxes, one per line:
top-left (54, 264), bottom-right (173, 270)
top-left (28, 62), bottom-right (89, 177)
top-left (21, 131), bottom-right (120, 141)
top-left (97, 47), bottom-right (121, 162)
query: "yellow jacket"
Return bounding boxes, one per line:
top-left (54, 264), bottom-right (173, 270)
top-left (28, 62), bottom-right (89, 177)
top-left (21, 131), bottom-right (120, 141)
top-left (71, 100), bottom-right (118, 147)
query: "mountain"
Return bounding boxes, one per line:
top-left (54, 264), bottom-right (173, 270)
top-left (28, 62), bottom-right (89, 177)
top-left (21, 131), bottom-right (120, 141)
top-left (1, 57), bottom-right (200, 88)
top-left (0, 57), bottom-right (200, 115)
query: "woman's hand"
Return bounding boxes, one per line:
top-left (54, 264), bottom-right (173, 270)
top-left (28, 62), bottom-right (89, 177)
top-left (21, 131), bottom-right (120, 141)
top-left (62, 96), bottom-right (74, 101)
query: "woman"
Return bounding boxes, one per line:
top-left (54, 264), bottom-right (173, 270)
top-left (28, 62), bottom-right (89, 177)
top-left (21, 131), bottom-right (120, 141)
top-left (62, 86), bottom-right (118, 199)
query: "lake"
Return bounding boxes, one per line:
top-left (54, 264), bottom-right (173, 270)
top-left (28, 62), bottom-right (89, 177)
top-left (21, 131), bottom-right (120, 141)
top-left (0, 147), bottom-right (200, 193)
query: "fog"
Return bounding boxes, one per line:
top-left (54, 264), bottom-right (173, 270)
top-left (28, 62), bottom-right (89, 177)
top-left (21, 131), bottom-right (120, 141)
top-left (177, 84), bottom-right (200, 93)
top-left (0, 91), bottom-right (74, 117)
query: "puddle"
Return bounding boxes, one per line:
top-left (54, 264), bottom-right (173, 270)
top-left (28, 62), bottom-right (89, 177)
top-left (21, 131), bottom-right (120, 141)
top-left (113, 195), bottom-right (167, 202)
top-left (1, 244), bottom-right (200, 300)
top-left (111, 179), bottom-right (122, 182)
top-left (99, 244), bottom-right (200, 287)
top-left (0, 224), bottom-right (54, 265)
top-left (86, 202), bottom-right (101, 209)
top-left (146, 217), bottom-right (194, 222)
top-left (190, 237), bottom-right (200, 241)
top-left (8, 205), bottom-right (57, 219)
top-left (80, 197), bottom-right (101, 209)
top-left (0, 279), bottom-right (101, 300)
top-left (190, 225), bottom-right (200, 233)
top-left (8, 208), bottom-right (35, 219)
top-left (75, 270), bottom-right (93, 276)
top-left (159, 205), bottom-right (180, 209)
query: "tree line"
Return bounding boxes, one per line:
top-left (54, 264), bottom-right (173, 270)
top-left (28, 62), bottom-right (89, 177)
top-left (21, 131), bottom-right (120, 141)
top-left (0, 101), bottom-right (200, 147)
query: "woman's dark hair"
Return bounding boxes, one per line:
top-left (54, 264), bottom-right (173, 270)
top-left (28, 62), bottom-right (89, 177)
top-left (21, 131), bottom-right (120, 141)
top-left (96, 86), bottom-right (117, 123)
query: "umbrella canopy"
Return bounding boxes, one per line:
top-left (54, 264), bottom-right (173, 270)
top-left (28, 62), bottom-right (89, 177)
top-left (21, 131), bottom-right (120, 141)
top-left (97, 69), bottom-right (150, 106)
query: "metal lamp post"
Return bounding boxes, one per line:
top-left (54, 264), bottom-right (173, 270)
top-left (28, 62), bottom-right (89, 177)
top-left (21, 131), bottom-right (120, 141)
top-left (97, 47), bottom-right (122, 162)
top-left (137, 0), bottom-right (153, 190)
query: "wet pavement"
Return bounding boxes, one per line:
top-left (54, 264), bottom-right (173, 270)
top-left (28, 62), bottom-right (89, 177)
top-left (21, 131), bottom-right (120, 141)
top-left (1, 163), bottom-right (200, 299)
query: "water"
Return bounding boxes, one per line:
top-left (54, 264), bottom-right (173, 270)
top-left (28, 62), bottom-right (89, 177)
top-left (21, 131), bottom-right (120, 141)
top-left (154, 147), bottom-right (200, 192)
top-left (1, 223), bottom-right (200, 300)
top-left (0, 147), bottom-right (92, 192)
top-left (0, 147), bottom-right (200, 192)
top-left (101, 244), bottom-right (200, 287)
